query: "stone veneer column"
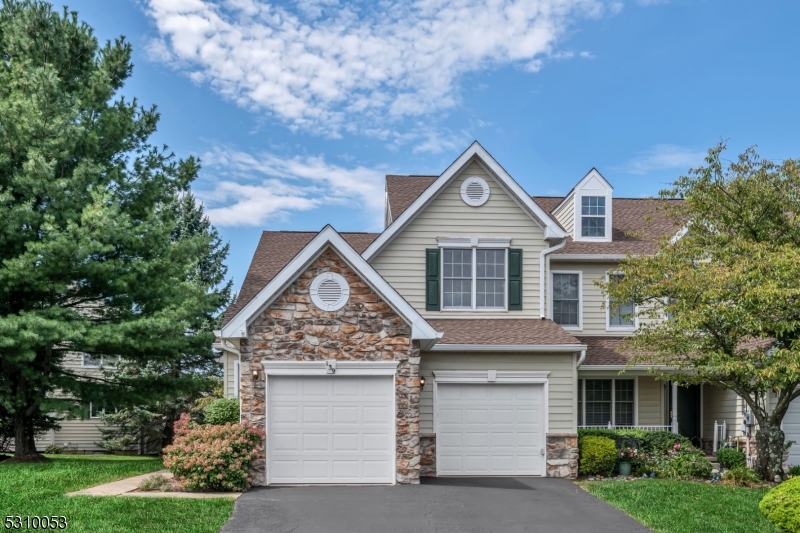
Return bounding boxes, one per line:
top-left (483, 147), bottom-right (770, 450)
top-left (419, 434), bottom-right (436, 477)
top-left (238, 249), bottom-right (422, 485)
top-left (546, 433), bottom-right (579, 479)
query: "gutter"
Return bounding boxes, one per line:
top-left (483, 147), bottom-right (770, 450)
top-left (431, 343), bottom-right (587, 353)
top-left (539, 238), bottom-right (567, 318)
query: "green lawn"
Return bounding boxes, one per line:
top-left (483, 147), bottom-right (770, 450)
top-left (0, 455), bottom-right (234, 533)
top-left (580, 480), bottom-right (779, 533)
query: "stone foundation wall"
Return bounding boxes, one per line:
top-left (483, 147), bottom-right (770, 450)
top-left (546, 433), bottom-right (578, 479)
top-left (238, 248), bottom-right (421, 485)
top-left (420, 434), bottom-right (436, 477)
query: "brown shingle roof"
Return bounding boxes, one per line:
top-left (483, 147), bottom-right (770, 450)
top-left (532, 197), bottom-right (686, 255)
top-left (577, 336), bottom-right (637, 365)
top-left (222, 231), bottom-right (379, 326)
top-left (428, 319), bottom-right (582, 346)
top-left (386, 175), bottom-right (437, 222)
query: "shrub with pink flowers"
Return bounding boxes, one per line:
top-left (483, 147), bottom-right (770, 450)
top-left (163, 413), bottom-right (264, 491)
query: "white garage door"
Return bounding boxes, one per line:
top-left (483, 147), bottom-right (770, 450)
top-left (437, 383), bottom-right (545, 476)
top-left (786, 395), bottom-right (800, 467)
top-left (268, 375), bottom-right (394, 484)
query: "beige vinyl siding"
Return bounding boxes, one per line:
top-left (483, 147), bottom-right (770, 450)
top-left (550, 261), bottom-right (626, 335)
top-left (371, 160), bottom-right (548, 318)
top-left (552, 194), bottom-right (575, 235)
top-left (420, 352), bottom-right (576, 434)
top-left (224, 351), bottom-right (239, 398)
top-left (703, 384), bottom-right (742, 440)
top-left (638, 376), bottom-right (665, 426)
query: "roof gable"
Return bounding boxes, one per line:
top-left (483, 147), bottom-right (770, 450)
top-left (220, 226), bottom-right (439, 345)
top-left (365, 141), bottom-right (568, 261)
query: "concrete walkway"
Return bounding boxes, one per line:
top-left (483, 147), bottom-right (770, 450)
top-left (221, 477), bottom-right (651, 533)
top-left (66, 470), bottom-right (241, 499)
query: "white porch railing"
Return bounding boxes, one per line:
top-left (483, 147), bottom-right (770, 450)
top-left (580, 424), bottom-right (672, 432)
top-left (712, 420), bottom-right (727, 452)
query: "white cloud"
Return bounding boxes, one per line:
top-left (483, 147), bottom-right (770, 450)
top-left (195, 147), bottom-right (386, 227)
top-left (145, 0), bottom-right (619, 136)
top-left (614, 144), bottom-right (706, 175)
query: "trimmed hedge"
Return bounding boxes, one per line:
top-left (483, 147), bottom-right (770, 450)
top-left (578, 428), bottom-right (690, 455)
top-left (203, 398), bottom-right (240, 425)
top-left (716, 447), bottom-right (747, 469)
top-left (760, 476), bottom-right (800, 533)
top-left (579, 436), bottom-right (617, 476)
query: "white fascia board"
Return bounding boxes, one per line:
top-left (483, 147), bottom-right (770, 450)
top-left (550, 254), bottom-right (633, 262)
top-left (430, 343), bottom-right (587, 352)
top-left (363, 141), bottom-right (568, 261)
top-left (437, 236), bottom-right (513, 248)
top-left (220, 225), bottom-right (439, 342)
top-left (579, 365), bottom-right (672, 371)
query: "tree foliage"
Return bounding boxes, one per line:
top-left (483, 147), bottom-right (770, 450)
top-left (0, 0), bottom-right (228, 457)
top-left (603, 142), bottom-right (800, 480)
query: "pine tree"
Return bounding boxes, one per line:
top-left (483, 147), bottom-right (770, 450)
top-left (0, 0), bottom-right (226, 459)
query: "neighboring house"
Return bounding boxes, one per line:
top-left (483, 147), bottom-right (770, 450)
top-left (30, 352), bottom-right (119, 453)
top-left (215, 141), bottom-right (800, 486)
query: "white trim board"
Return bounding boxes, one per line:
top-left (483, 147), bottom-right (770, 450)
top-left (430, 344), bottom-right (585, 352)
top-left (220, 225), bottom-right (440, 346)
top-left (261, 360), bottom-right (400, 376)
top-left (433, 370), bottom-right (550, 383)
top-left (363, 141), bottom-right (568, 262)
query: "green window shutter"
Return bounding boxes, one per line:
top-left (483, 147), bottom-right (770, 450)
top-left (508, 248), bottom-right (522, 310)
top-left (426, 248), bottom-right (440, 311)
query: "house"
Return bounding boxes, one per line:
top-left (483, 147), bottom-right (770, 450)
top-left (215, 141), bottom-right (800, 485)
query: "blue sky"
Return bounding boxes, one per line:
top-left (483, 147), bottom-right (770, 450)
top-left (66, 0), bottom-right (800, 290)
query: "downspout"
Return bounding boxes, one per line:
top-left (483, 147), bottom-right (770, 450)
top-left (539, 238), bottom-right (567, 319)
top-left (577, 349), bottom-right (587, 367)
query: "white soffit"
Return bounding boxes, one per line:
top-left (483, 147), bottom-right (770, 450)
top-left (220, 225), bottom-right (439, 343)
top-left (363, 141), bottom-right (568, 261)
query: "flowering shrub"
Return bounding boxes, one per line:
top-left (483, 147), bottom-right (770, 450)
top-left (163, 414), bottom-right (264, 491)
top-left (618, 446), bottom-right (645, 463)
top-left (641, 444), bottom-right (712, 480)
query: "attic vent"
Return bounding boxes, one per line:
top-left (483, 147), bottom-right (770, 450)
top-left (310, 272), bottom-right (350, 311)
top-left (460, 177), bottom-right (490, 206)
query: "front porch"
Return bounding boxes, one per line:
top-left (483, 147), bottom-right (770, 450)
top-left (577, 373), bottom-right (743, 452)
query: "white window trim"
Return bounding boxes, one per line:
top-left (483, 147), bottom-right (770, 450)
top-left (260, 360), bottom-right (399, 486)
top-left (579, 377), bottom-right (638, 427)
top-left (437, 236), bottom-right (512, 248)
top-left (550, 270), bottom-right (583, 331)
top-left (81, 353), bottom-right (100, 368)
top-left (440, 247), bottom-right (508, 312)
top-left (432, 370), bottom-right (550, 476)
top-left (573, 191), bottom-right (613, 243)
top-left (605, 272), bottom-right (637, 332)
top-left (89, 402), bottom-right (117, 419)
top-left (233, 360), bottom-right (241, 398)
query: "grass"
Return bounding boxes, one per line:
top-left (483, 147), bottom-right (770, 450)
top-left (0, 455), bottom-right (234, 533)
top-left (580, 480), bottom-right (779, 533)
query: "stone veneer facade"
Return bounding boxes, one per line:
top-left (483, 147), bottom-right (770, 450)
top-left (238, 248), bottom-right (422, 485)
top-left (546, 434), bottom-right (579, 479)
top-left (416, 433), bottom-right (578, 479)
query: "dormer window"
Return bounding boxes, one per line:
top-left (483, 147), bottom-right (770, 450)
top-left (581, 196), bottom-right (606, 238)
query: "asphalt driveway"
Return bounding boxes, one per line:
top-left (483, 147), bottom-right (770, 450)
top-left (220, 477), bottom-right (651, 533)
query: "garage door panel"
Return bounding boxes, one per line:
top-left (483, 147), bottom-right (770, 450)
top-left (437, 383), bottom-right (544, 476)
top-left (268, 376), bottom-right (394, 484)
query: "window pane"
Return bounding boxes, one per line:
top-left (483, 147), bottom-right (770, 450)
top-left (581, 216), bottom-right (605, 237)
top-left (443, 249), bottom-right (473, 308)
top-left (615, 380), bottom-right (635, 425)
top-left (476, 249), bottom-right (505, 309)
top-left (581, 196), bottom-right (606, 216)
top-left (609, 274), bottom-right (635, 327)
top-left (552, 274), bottom-right (579, 326)
top-left (82, 354), bottom-right (102, 367)
top-left (585, 379), bottom-right (612, 426)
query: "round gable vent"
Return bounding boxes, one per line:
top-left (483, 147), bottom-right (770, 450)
top-left (460, 176), bottom-right (490, 206)
top-left (310, 272), bottom-right (350, 311)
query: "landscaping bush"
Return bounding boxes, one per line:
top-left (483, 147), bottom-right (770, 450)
top-left (640, 431), bottom-right (691, 455)
top-left (645, 446), bottom-right (713, 480)
top-left (789, 465), bottom-right (800, 477)
top-left (579, 436), bottom-right (618, 476)
top-left (577, 428), bottom-right (690, 455)
top-left (721, 466), bottom-right (763, 487)
top-left (163, 413), bottom-right (264, 491)
top-left (760, 476), bottom-right (800, 533)
top-left (43, 444), bottom-right (62, 454)
top-left (203, 398), bottom-right (240, 425)
top-left (717, 447), bottom-right (747, 469)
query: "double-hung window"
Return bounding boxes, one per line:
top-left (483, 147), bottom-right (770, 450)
top-left (442, 248), bottom-right (506, 310)
top-left (581, 196), bottom-right (606, 238)
top-left (552, 272), bottom-right (580, 328)
top-left (578, 379), bottom-right (635, 427)
top-left (608, 273), bottom-right (635, 329)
